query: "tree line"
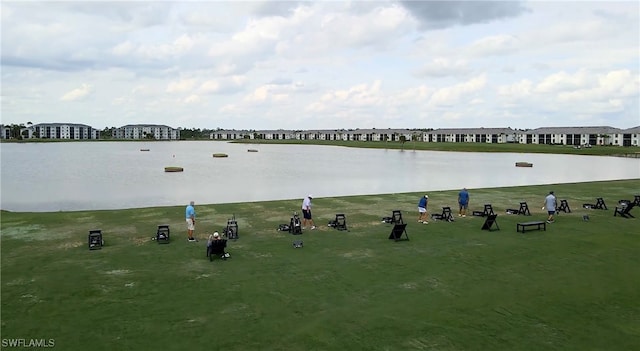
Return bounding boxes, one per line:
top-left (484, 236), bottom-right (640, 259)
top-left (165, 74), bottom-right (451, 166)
top-left (2, 124), bottom-right (222, 140)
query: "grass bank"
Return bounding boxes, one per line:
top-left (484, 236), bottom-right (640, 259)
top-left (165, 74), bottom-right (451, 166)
top-left (232, 139), bottom-right (640, 156)
top-left (1, 180), bottom-right (639, 350)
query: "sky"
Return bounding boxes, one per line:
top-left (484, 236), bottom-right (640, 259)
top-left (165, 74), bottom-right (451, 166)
top-left (1, 1), bottom-right (639, 131)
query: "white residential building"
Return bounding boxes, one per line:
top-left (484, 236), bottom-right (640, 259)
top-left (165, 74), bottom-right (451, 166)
top-left (520, 126), bottom-right (622, 146)
top-left (621, 126), bottom-right (640, 147)
top-left (113, 124), bottom-right (180, 140)
top-left (32, 123), bottom-right (100, 140)
top-left (424, 128), bottom-right (516, 143)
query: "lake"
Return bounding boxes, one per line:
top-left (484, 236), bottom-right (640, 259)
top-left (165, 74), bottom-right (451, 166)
top-left (1, 141), bottom-right (639, 212)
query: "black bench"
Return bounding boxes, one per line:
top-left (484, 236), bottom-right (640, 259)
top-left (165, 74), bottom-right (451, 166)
top-left (517, 221), bottom-right (546, 233)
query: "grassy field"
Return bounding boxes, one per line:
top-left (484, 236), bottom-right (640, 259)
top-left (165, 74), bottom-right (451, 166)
top-left (233, 139), bottom-right (640, 156)
top-left (1, 180), bottom-right (639, 350)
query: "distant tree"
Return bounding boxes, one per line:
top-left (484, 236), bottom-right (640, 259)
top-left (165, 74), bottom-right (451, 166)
top-left (100, 126), bottom-right (116, 139)
top-left (399, 135), bottom-right (407, 150)
top-left (10, 124), bottom-right (25, 139)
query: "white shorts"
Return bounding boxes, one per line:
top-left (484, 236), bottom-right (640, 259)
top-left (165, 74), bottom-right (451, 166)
top-left (418, 207), bottom-right (427, 213)
top-left (186, 218), bottom-right (195, 230)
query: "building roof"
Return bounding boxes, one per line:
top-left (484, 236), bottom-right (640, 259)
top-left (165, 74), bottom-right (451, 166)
top-left (34, 123), bottom-right (93, 128)
top-left (622, 126), bottom-right (640, 133)
top-left (121, 124), bottom-right (175, 129)
top-left (529, 126), bottom-right (622, 134)
top-left (427, 127), bottom-right (515, 134)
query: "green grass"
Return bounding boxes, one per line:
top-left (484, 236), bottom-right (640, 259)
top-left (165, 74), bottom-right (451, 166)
top-left (233, 139), bottom-right (640, 156)
top-left (2, 180), bottom-right (639, 350)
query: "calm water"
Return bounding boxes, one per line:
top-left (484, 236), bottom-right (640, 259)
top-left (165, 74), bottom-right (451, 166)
top-left (1, 141), bottom-right (639, 212)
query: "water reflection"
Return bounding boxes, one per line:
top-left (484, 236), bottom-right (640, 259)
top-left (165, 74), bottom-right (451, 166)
top-left (1, 141), bottom-right (638, 212)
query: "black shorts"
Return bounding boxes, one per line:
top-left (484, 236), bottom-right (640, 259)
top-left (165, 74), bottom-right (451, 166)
top-left (302, 209), bottom-right (312, 219)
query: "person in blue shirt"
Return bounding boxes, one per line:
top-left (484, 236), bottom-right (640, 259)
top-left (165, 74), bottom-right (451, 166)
top-left (418, 195), bottom-right (429, 224)
top-left (185, 201), bottom-right (196, 242)
top-left (458, 188), bottom-right (470, 217)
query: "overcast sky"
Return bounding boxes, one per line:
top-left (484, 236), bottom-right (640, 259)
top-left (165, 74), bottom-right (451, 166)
top-left (1, 1), bottom-right (638, 130)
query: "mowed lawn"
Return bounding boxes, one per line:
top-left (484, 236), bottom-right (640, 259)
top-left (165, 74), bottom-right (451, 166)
top-left (1, 180), bottom-right (639, 350)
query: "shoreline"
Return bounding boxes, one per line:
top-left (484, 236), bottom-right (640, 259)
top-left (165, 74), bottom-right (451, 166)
top-left (2, 138), bottom-right (639, 156)
top-left (2, 178), bottom-right (638, 215)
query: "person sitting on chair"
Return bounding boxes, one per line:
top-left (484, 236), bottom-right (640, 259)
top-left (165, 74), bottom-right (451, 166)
top-left (207, 232), bottom-right (230, 259)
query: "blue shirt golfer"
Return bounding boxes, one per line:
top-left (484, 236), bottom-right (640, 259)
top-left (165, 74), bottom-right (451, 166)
top-left (458, 188), bottom-right (469, 217)
top-left (185, 201), bottom-right (196, 242)
top-left (418, 195), bottom-right (429, 224)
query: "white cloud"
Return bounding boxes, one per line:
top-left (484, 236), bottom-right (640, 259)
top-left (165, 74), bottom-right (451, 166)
top-left (166, 79), bottom-right (197, 93)
top-left (319, 80), bottom-right (383, 107)
top-left (468, 35), bottom-right (520, 57)
top-left (498, 80), bottom-right (534, 98)
top-left (416, 58), bottom-right (471, 77)
top-left (555, 70), bottom-right (639, 104)
top-left (183, 95), bottom-right (200, 104)
top-left (244, 85), bottom-right (290, 104)
top-left (111, 41), bottom-right (135, 56)
top-left (1, 1), bottom-right (637, 129)
top-left (199, 76), bottom-right (247, 94)
top-left (534, 70), bottom-right (590, 94)
top-left (60, 84), bottom-right (93, 101)
top-left (427, 75), bottom-right (487, 107)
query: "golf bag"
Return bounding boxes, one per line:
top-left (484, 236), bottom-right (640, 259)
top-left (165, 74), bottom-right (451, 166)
top-left (223, 215), bottom-right (238, 240)
top-left (289, 212), bottom-right (302, 235)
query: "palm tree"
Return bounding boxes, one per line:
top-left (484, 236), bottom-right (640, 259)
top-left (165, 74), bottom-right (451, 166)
top-left (399, 135), bottom-right (407, 150)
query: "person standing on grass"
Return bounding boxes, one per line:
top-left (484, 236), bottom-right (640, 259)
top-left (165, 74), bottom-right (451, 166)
top-left (458, 188), bottom-right (469, 217)
top-left (186, 201), bottom-right (197, 242)
top-left (302, 194), bottom-right (316, 230)
top-left (543, 191), bottom-right (557, 223)
top-left (418, 194), bottom-right (429, 224)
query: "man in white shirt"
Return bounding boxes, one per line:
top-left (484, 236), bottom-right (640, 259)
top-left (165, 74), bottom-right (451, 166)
top-left (301, 194), bottom-right (316, 230)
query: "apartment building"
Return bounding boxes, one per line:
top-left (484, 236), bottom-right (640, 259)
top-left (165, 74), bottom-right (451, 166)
top-left (113, 124), bottom-right (180, 140)
top-left (32, 123), bottom-right (100, 140)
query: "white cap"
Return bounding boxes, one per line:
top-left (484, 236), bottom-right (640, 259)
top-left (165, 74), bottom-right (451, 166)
top-left (308, 194), bottom-right (313, 199)
top-left (213, 232), bottom-right (220, 238)
top-left (425, 195), bottom-right (429, 198)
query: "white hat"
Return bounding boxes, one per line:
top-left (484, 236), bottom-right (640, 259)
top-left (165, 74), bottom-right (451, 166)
top-left (308, 194), bottom-right (313, 199)
top-left (424, 195), bottom-right (429, 198)
top-left (213, 232), bottom-right (220, 238)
